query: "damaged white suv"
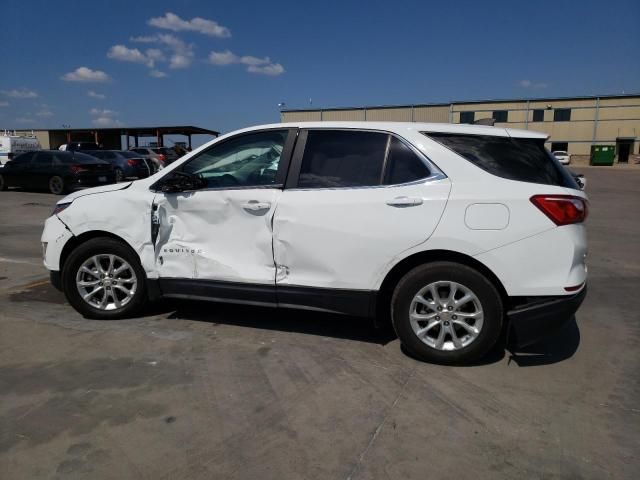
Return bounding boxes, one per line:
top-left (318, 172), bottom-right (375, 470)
top-left (42, 122), bottom-right (588, 363)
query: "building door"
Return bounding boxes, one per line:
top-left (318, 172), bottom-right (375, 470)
top-left (616, 139), bottom-right (633, 163)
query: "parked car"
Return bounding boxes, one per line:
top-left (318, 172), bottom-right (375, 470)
top-left (552, 150), bottom-right (571, 165)
top-left (0, 150), bottom-right (115, 194)
top-left (42, 122), bottom-right (588, 364)
top-left (129, 147), bottom-right (167, 169)
top-left (153, 146), bottom-right (180, 164)
top-left (0, 133), bottom-right (41, 166)
top-left (82, 150), bottom-right (154, 182)
top-left (59, 142), bottom-right (101, 152)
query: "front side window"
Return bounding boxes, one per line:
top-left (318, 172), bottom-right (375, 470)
top-left (383, 137), bottom-right (430, 185)
top-left (182, 130), bottom-right (287, 188)
top-left (298, 130), bottom-right (387, 188)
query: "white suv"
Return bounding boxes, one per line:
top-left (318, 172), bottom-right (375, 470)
top-left (41, 122), bottom-right (588, 363)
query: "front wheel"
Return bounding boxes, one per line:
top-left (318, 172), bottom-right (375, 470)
top-left (62, 237), bottom-right (148, 319)
top-left (391, 262), bottom-right (503, 364)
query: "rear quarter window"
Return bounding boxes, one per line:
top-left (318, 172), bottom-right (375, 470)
top-left (425, 132), bottom-right (578, 188)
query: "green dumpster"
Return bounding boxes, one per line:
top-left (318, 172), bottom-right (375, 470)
top-left (591, 145), bottom-right (615, 166)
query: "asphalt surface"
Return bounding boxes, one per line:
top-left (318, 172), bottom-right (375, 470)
top-left (0, 168), bottom-right (638, 479)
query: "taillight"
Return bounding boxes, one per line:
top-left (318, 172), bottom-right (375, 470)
top-left (70, 165), bottom-right (89, 174)
top-left (530, 195), bottom-right (588, 226)
top-left (127, 158), bottom-right (143, 166)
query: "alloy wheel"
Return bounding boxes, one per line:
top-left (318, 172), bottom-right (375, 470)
top-left (409, 281), bottom-right (484, 351)
top-left (75, 254), bottom-right (138, 311)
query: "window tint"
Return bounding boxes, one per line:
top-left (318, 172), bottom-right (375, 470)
top-left (120, 151), bottom-right (142, 159)
top-left (83, 150), bottom-right (104, 159)
top-left (532, 109), bottom-right (544, 122)
top-left (11, 152), bottom-right (36, 164)
top-left (492, 110), bottom-right (508, 123)
top-left (33, 152), bottom-right (52, 165)
top-left (298, 130), bottom-right (387, 188)
top-left (460, 111), bottom-right (475, 124)
top-left (425, 133), bottom-right (578, 188)
top-left (551, 142), bottom-right (569, 152)
top-left (182, 130), bottom-right (287, 188)
top-left (53, 152), bottom-right (102, 164)
top-left (383, 137), bottom-right (430, 185)
top-left (554, 108), bottom-right (571, 122)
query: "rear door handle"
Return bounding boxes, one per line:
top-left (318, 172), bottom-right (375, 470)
top-left (241, 200), bottom-right (271, 213)
top-left (386, 196), bottom-right (423, 207)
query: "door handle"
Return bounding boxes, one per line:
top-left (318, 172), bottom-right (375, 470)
top-left (241, 200), bottom-right (271, 212)
top-left (386, 196), bottom-right (423, 207)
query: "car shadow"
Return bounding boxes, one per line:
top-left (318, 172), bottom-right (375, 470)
top-left (151, 299), bottom-right (398, 346)
top-left (505, 316), bottom-right (581, 367)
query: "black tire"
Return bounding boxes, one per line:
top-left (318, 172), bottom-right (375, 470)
top-left (0, 174), bottom-right (7, 191)
top-left (49, 175), bottom-right (67, 195)
top-left (62, 237), bottom-right (148, 319)
top-left (391, 262), bottom-right (503, 364)
top-left (114, 168), bottom-right (124, 183)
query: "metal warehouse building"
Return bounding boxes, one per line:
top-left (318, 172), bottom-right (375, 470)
top-left (281, 94), bottom-right (640, 164)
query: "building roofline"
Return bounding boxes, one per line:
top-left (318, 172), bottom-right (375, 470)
top-left (282, 92), bottom-right (640, 113)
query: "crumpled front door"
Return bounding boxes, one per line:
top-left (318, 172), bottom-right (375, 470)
top-left (152, 188), bottom-right (280, 286)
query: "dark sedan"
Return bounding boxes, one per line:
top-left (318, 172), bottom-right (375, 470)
top-left (0, 150), bottom-right (115, 194)
top-left (82, 150), bottom-right (155, 182)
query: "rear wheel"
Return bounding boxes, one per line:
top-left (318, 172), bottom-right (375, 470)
top-left (391, 262), bottom-right (503, 364)
top-left (0, 174), bottom-right (7, 191)
top-left (49, 175), bottom-right (66, 195)
top-left (62, 237), bottom-right (147, 319)
top-left (114, 168), bottom-right (124, 183)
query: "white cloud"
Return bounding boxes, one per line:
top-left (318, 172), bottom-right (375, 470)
top-left (208, 50), bottom-right (284, 76)
top-left (148, 12), bottom-right (230, 37)
top-left (92, 116), bottom-right (123, 127)
top-left (88, 90), bottom-right (106, 99)
top-left (15, 117), bottom-right (35, 124)
top-left (89, 108), bottom-right (117, 116)
top-left (36, 107), bottom-right (53, 117)
top-left (247, 63), bottom-right (285, 76)
top-left (107, 45), bottom-right (154, 67)
top-left (131, 33), bottom-right (194, 69)
top-left (519, 79), bottom-right (548, 89)
top-left (62, 67), bottom-right (110, 82)
top-left (1, 88), bottom-right (38, 98)
top-left (149, 69), bottom-right (167, 78)
top-left (146, 48), bottom-right (165, 62)
top-left (208, 50), bottom-right (238, 65)
top-left (0, 101), bottom-right (9, 107)
top-left (169, 53), bottom-right (192, 69)
top-left (89, 108), bottom-right (122, 126)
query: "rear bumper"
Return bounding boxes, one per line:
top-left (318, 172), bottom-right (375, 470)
top-left (507, 286), bottom-right (587, 347)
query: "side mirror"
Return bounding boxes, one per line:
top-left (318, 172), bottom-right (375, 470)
top-left (158, 171), bottom-right (207, 193)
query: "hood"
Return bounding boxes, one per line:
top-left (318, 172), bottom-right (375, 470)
top-left (57, 182), bottom-right (133, 204)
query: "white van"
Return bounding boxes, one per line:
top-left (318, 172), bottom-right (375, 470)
top-left (0, 133), bottom-right (41, 166)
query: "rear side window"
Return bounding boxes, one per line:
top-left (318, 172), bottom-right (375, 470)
top-left (425, 133), bottom-right (578, 188)
top-left (298, 130), bottom-right (387, 188)
top-left (383, 137), bottom-right (430, 185)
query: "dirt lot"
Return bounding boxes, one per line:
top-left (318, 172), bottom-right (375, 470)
top-left (0, 167), bottom-right (638, 479)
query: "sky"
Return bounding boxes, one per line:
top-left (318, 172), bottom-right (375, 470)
top-left (1, 0), bottom-right (639, 140)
